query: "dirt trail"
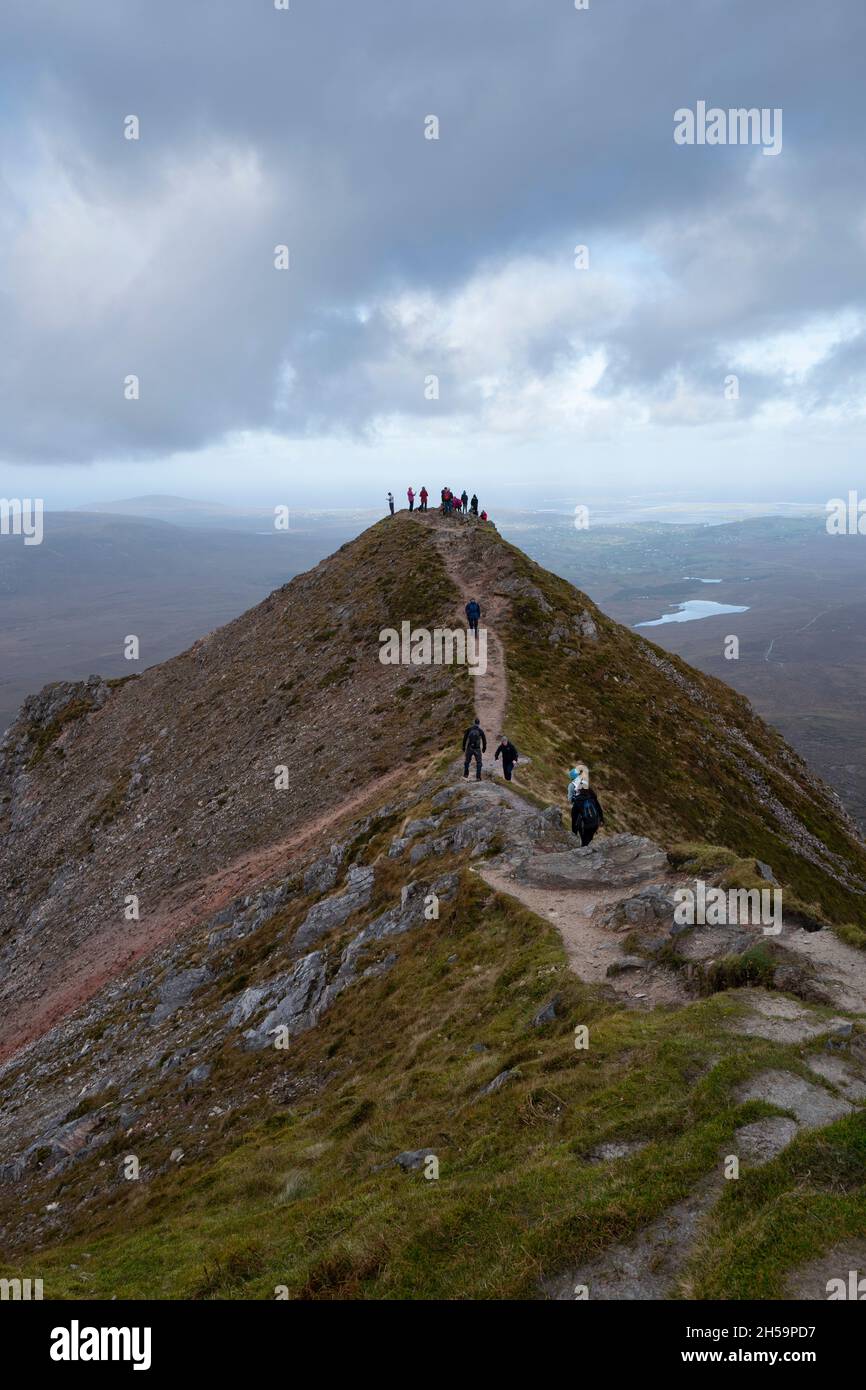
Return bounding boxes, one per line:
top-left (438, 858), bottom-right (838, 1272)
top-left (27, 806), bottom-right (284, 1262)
top-left (427, 517), bottom-right (510, 748)
top-left (479, 862), bottom-right (689, 1007)
top-left (0, 762), bottom-right (419, 1067)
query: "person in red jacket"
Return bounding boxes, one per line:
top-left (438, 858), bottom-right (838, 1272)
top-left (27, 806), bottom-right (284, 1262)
top-left (407, 486), bottom-right (415, 511)
top-left (480, 509), bottom-right (488, 521)
top-left (419, 486), bottom-right (428, 512)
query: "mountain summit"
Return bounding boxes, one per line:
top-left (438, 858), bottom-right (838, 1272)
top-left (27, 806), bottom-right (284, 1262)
top-left (1, 510), bottom-right (865, 1299)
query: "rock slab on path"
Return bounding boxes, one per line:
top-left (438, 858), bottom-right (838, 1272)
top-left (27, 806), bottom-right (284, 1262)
top-left (515, 834), bottom-right (668, 891)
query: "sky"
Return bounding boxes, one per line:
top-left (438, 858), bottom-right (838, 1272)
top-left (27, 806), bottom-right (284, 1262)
top-left (1, 0), bottom-right (865, 509)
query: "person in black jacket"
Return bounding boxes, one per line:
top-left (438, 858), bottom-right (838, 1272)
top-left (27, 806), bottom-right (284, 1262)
top-left (494, 736), bottom-right (518, 781)
top-left (462, 717), bottom-right (486, 780)
top-left (465, 598), bottom-right (481, 635)
top-left (569, 784), bottom-right (604, 846)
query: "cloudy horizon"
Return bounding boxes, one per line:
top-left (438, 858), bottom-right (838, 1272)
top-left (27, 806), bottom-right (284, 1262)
top-left (2, 0), bottom-right (865, 507)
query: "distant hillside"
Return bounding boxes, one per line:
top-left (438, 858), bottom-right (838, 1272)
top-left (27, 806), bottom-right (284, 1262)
top-left (0, 512), bottom-right (354, 732)
top-left (497, 513), bottom-right (866, 833)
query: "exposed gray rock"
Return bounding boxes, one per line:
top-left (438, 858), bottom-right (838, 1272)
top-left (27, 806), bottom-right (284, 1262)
top-left (606, 956), bottom-right (646, 977)
top-left (183, 1064), bottom-right (212, 1089)
top-left (431, 787), bottom-right (460, 809)
top-left (730, 992), bottom-right (851, 1044)
top-left (575, 610), bottom-right (599, 641)
top-left (403, 817), bottom-right (442, 839)
top-left (735, 1069), bottom-right (854, 1128)
top-left (516, 835), bottom-right (667, 891)
top-left (323, 874), bottom-right (457, 1003)
top-left (785, 1239), bottom-right (866, 1299)
top-left (409, 840), bottom-right (434, 866)
top-left (242, 952), bottom-right (328, 1050)
top-left (595, 886), bottom-right (675, 934)
top-left (477, 1068), bottom-right (520, 1098)
top-left (229, 985), bottom-right (269, 1029)
top-left (293, 863), bottom-right (374, 953)
top-left (772, 962), bottom-right (828, 1004)
top-left (303, 842), bottom-right (345, 895)
top-left (756, 860), bottom-right (778, 884)
top-left (588, 1139), bottom-right (649, 1163)
top-left (393, 1148), bottom-right (436, 1172)
top-left (806, 1053), bottom-right (866, 1101)
top-left (531, 995), bottom-right (561, 1027)
top-left (732, 1116), bottom-right (798, 1165)
top-left (361, 953), bottom-right (398, 981)
top-left (544, 1174), bottom-right (720, 1300)
top-left (496, 576), bottom-right (553, 613)
top-left (675, 924), bottom-right (754, 964)
top-left (150, 966), bottom-right (210, 1024)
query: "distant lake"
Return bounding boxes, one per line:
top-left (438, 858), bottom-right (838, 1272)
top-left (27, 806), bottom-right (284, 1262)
top-left (636, 600), bottom-right (750, 627)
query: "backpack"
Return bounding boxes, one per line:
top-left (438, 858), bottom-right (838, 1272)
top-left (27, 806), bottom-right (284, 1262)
top-left (466, 725), bottom-right (483, 751)
top-left (576, 793), bottom-right (599, 830)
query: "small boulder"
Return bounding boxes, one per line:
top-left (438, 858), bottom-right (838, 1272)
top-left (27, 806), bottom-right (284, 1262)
top-left (393, 1149), bottom-right (435, 1172)
top-left (606, 956), bottom-right (646, 977)
top-left (477, 1068), bottom-right (520, 1098)
top-left (531, 995), bottom-right (561, 1027)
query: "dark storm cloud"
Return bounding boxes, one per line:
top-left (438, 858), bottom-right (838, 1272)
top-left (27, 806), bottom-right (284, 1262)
top-left (1, 0), bottom-right (864, 462)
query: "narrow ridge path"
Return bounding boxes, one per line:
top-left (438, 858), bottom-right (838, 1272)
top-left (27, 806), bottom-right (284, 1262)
top-left (426, 516), bottom-right (510, 750)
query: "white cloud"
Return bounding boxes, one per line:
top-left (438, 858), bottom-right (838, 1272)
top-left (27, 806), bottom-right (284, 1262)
top-left (728, 311), bottom-right (866, 382)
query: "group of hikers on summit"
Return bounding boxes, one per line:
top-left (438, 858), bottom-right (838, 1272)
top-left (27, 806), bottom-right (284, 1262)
top-left (387, 487), bottom-right (488, 522)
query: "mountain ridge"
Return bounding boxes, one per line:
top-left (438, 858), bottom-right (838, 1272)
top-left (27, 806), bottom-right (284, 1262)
top-left (2, 510), bottom-right (866, 1300)
top-left (2, 510), bottom-right (865, 1064)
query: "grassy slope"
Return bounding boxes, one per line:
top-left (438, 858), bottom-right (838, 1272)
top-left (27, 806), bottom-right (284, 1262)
top-left (8, 869), bottom-right (864, 1300)
top-left (496, 537), bottom-right (866, 927)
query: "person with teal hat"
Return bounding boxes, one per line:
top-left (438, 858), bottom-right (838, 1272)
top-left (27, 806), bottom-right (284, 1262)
top-left (567, 764), bottom-right (603, 845)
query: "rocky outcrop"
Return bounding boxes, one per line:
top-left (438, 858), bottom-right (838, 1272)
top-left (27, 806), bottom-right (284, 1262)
top-left (515, 834), bottom-right (667, 890)
top-left (303, 842), bottom-right (346, 895)
top-left (593, 885), bottom-right (676, 933)
top-left (292, 863), bottom-right (375, 953)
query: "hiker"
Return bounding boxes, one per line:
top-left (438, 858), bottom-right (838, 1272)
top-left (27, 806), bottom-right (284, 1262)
top-left (387, 491), bottom-right (395, 515)
top-left (461, 490), bottom-right (468, 514)
top-left (407, 486), bottom-right (415, 512)
top-left (465, 598), bottom-right (481, 635)
top-left (494, 735), bottom-right (519, 782)
top-left (470, 494), bottom-right (479, 516)
top-left (568, 771), bottom-right (604, 846)
top-left (419, 486), bottom-right (428, 512)
top-left (462, 717), bottom-right (487, 780)
top-left (480, 509), bottom-right (488, 522)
